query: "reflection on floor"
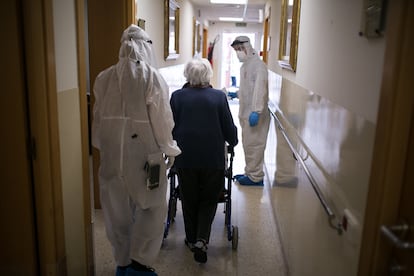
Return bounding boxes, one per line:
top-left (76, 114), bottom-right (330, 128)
top-left (93, 100), bottom-right (287, 276)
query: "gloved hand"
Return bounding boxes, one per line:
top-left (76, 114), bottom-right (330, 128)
top-left (228, 92), bottom-right (238, 99)
top-left (165, 156), bottom-right (175, 169)
top-left (249, 112), bottom-right (260, 126)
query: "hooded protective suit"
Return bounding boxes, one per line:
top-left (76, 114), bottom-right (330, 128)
top-left (92, 24), bottom-right (181, 267)
top-left (232, 36), bottom-right (270, 182)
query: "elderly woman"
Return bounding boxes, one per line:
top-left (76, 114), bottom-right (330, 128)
top-left (170, 58), bottom-right (238, 263)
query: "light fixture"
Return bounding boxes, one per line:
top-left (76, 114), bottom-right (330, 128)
top-left (210, 0), bottom-right (247, 4)
top-left (218, 17), bottom-right (244, 22)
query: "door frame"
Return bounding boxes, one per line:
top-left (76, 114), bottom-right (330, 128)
top-left (88, 0), bottom-right (137, 210)
top-left (22, 0), bottom-right (67, 274)
top-left (202, 27), bottom-right (208, 59)
top-left (75, 0), bottom-right (94, 274)
top-left (358, 0), bottom-right (414, 274)
top-left (262, 15), bottom-right (270, 64)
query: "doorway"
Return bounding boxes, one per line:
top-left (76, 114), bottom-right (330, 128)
top-left (219, 32), bottom-right (255, 90)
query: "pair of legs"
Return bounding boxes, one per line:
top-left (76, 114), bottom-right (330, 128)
top-left (237, 113), bottom-right (270, 184)
top-left (177, 168), bottom-right (224, 262)
top-left (100, 177), bottom-right (166, 275)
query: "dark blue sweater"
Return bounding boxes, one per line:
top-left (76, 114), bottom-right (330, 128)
top-left (170, 86), bottom-right (238, 169)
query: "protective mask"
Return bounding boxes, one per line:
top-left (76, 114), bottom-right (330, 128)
top-left (236, 50), bottom-right (247, 62)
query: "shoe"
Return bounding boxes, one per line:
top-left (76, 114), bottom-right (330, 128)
top-left (126, 265), bottom-right (157, 276)
top-left (116, 266), bottom-right (128, 276)
top-left (185, 238), bottom-right (196, 252)
top-left (238, 176), bottom-right (264, 186)
top-left (193, 240), bottom-right (208, 263)
top-left (233, 174), bottom-right (245, 181)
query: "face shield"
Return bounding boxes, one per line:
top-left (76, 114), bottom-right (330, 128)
top-left (232, 44), bottom-right (246, 52)
top-left (231, 36), bottom-right (256, 62)
top-left (119, 24), bottom-right (158, 68)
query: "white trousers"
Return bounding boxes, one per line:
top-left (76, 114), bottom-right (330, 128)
top-left (239, 110), bottom-right (270, 182)
top-left (100, 176), bottom-right (167, 267)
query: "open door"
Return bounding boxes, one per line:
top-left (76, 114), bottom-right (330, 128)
top-left (88, 0), bottom-right (136, 209)
top-left (202, 27), bottom-right (208, 59)
top-left (1, 0), bottom-right (67, 274)
top-left (385, 121), bottom-right (414, 274)
top-left (358, 0), bottom-right (414, 274)
top-left (262, 15), bottom-right (270, 64)
top-left (0, 1), bottom-right (38, 273)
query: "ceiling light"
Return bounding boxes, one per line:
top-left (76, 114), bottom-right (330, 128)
top-left (210, 0), bottom-right (247, 4)
top-left (219, 17), bottom-right (244, 22)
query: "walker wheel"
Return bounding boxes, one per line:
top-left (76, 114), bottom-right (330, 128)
top-left (232, 226), bottom-right (239, 250)
top-left (168, 199), bottom-right (177, 222)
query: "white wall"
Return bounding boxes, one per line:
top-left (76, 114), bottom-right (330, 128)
top-left (267, 0), bottom-right (385, 123)
top-left (266, 1), bottom-right (282, 73)
top-left (54, 0), bottom-right (78, 92)
top-left (53, 0), bottom-right (87, 275)
top-left (136, 0), bottom-right (196, 69)
top-left (263, 0), bottom-right (386, 274)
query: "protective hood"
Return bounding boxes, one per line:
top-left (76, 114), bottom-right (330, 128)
top-left (119, 24), bottom-right (157, 67)
top-left (231, 35), bottom-right (257, 59)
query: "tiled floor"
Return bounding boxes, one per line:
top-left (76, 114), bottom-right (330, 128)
top-left (93, 100), bottom-right (287, 276)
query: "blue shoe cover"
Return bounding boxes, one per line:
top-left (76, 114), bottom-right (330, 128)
top-left (233, 174), bottom-right (245, 181)
top-left (116, 266), bottom-right (128, 276)
top-left (228, 92), bottom-right (238, 99)
top-left (126, 267), bottom-right (158, 276)
top-left (238, 176), bottom-right (264, 186)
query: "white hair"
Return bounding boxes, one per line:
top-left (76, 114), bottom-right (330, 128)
top-left (183, 58), bottom-right (213, 86)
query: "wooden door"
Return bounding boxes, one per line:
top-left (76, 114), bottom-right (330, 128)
top-left (202, 27), bottom-right (208, 59)
top-left (88, 0), bottom-right (136, 209)
top-left (262, 16), bottom-right (270, 64)
top-left (0, 1), bottom-right (38, 274)
top-left (390, 121), bottom-right (414, 274)
top-left (358, 0), bottom-right (414, 274)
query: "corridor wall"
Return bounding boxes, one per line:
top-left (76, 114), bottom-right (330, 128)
top-left (263, 0), bottom-right (386, 275)
top-left (136, 0), bottom-right (196, 68)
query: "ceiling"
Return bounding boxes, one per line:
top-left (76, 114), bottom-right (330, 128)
top-left (189, 0), bottom-right (267, 23)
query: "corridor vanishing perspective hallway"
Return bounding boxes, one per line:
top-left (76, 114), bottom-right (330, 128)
top-left (93, 100), bottom-right (287, 276)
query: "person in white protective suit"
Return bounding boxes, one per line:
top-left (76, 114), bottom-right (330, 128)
top-left (230, 36), bottom-right (270, 186)
top-left (92, 24), bottom-right (181, 276)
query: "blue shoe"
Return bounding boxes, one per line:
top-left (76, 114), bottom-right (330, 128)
top-left (228, 92), bottom-right (238, 99)
top-left (238, 176), bottom-right (264, 186)
top-left (116, 266), bottom-right (128, 276)
top-left (126, 267), bottom-right (158, 276)
top-left (233, 174), bottom-right (245, 181)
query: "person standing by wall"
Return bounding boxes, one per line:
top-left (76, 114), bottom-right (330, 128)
top-left (92, 25), bottom-right (181, 276)
top-left (170, 58), bottom-right (238, 263)
top-left (230, 36), bottom-right (270, 186)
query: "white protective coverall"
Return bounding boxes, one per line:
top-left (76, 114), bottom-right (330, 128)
top-left (92, 24), bottom-right (181, 267)
top-left (234, 37), bottom-right (270, 182)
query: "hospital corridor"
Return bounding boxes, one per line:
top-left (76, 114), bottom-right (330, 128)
top-left (2, 0), bottom-right (414, 276)
top-left (94, 100), bottom-right (287, 276)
